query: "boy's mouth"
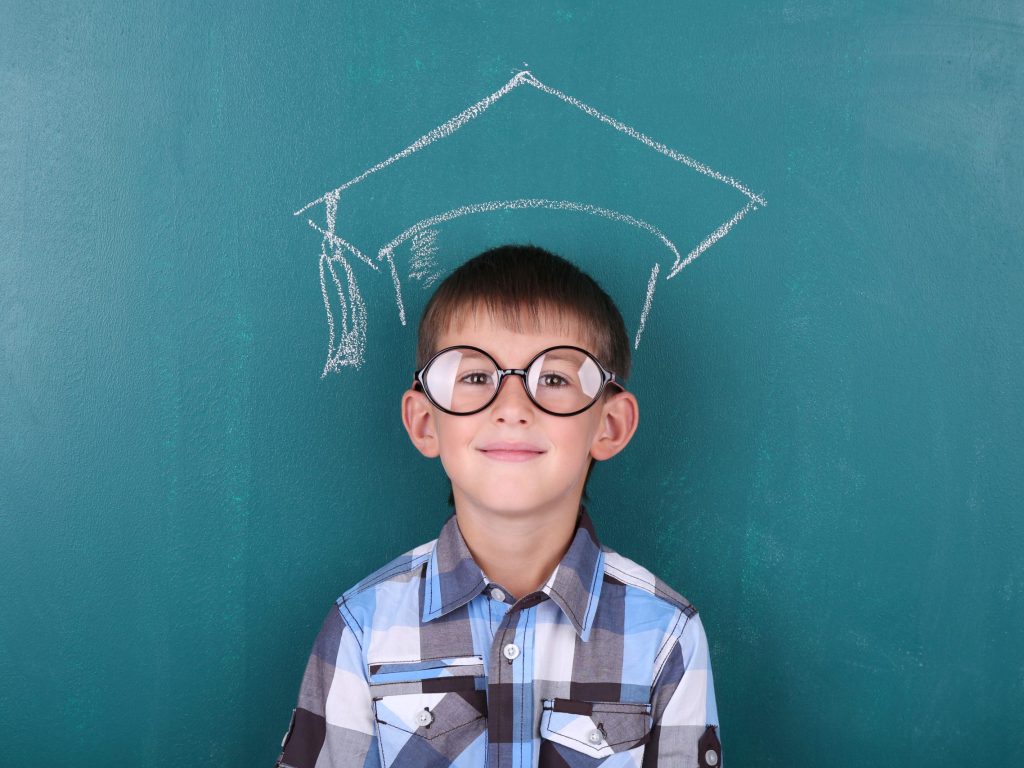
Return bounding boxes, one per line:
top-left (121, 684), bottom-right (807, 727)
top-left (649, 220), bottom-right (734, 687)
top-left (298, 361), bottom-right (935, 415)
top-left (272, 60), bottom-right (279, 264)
top-left (478, 441), bottom-right (546, 462)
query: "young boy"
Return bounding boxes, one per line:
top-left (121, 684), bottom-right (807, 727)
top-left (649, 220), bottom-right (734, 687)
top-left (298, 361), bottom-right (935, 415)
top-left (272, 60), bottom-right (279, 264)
top-left (276, 245), bottom-right (720, 767)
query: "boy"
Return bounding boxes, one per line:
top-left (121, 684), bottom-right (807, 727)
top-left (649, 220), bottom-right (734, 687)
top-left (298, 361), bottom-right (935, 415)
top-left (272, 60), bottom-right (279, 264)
top-left (276, 245), bottom-right (720, 767)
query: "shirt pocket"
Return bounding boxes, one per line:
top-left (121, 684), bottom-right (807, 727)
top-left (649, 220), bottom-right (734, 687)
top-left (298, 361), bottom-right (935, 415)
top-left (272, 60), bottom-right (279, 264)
top-left (370, 657), bottom-right (487, 768)
top-left (539, 698), bottom-right (652, 766)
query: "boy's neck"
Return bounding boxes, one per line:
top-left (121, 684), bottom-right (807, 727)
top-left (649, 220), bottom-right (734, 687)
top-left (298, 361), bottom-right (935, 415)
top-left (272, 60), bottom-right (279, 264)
top-left (453, 497), bottom-right (582, 600)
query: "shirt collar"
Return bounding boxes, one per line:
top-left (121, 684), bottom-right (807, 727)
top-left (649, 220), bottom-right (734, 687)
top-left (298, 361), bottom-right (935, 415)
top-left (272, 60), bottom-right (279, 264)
top-left (422, 508), bottom-right (605, 642)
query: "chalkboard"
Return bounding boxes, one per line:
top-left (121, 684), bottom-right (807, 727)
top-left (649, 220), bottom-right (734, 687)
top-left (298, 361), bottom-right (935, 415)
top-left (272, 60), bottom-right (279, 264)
top-left (2, 2), bottom-right (1022, 766)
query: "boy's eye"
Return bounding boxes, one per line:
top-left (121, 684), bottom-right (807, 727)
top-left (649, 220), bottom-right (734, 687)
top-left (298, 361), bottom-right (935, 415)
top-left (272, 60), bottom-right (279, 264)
top-left (538, 372), bottom-right (571, 388)
top-left (458, 371), bottom-right (494, 386)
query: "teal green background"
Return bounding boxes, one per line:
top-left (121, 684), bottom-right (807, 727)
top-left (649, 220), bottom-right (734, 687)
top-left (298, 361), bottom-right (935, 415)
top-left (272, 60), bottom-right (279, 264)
top-left (3, 2), bottom-right (1023, 765)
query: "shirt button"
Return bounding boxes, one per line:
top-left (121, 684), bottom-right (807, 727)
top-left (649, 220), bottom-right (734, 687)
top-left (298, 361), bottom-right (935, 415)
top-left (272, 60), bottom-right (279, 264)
top-left (415, 708), bottom-right (434, 727)
top-left (490, 587), bottom-right (506, 602)
top-left (587, 729), bottom-right (604, 745)
top-left (502, 643), bottom-right (520, 661)
top-left (705, 749), bottom-right (719, 766)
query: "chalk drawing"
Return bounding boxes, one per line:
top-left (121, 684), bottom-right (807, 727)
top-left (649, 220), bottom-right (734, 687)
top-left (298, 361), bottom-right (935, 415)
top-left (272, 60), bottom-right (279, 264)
top-left (313, 190), bottom-right (374, 374)
top-left (409, 229), bottom-right (442, 288)
top-left (296, 70), bottom-right (765, 376)
top-left (637, 263), bottom-right (661, 351)
top-left (377, 199), bottom-right (682, 329)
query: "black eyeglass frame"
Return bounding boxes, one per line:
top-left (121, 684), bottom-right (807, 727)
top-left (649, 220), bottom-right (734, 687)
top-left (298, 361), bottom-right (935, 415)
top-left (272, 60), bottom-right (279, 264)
top-left (413, 344), bottom-right (626, 417)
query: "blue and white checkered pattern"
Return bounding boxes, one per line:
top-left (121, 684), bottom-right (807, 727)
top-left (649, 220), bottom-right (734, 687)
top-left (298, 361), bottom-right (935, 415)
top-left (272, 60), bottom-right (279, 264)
top-left (276, 510), bottom-right (720, 767)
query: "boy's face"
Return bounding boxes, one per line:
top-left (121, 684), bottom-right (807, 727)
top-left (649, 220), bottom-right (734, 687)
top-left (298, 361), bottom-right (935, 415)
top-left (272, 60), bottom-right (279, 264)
top-left (402, 306), bottom-right (639, 522)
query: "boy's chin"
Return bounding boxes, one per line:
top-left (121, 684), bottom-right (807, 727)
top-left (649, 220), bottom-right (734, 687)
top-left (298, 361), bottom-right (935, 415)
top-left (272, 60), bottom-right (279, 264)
top-left (453, 485), bottom-right (582, 518)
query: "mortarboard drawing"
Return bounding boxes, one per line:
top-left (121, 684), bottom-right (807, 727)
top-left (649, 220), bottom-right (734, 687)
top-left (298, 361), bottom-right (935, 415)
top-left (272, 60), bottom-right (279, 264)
top-left (295, 70), bottom-right (766, 377)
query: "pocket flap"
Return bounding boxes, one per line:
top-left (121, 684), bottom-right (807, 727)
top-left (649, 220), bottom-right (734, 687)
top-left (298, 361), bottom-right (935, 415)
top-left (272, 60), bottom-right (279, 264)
top-left (540, 699), bottom-right (652, 758)
top-left (368, 655), bottom-right (484, 685)
top-left (374, 689), bottom-right (487, 741)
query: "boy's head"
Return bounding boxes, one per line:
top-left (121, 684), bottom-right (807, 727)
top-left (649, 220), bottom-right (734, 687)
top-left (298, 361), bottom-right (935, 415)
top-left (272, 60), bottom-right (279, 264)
top-left (402, 245), bottom-right (639, 518)
top-left (415, 245), bottom-right (632, 381)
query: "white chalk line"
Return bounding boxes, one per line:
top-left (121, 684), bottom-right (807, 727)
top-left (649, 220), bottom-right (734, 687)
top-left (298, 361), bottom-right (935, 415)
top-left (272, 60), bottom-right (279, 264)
top-left (319, 249), bottom-right (344, 376)
top-left (377, 199), bottom-right (682, 327)
top-left (305, 219), bottom-right (378, 272)
top-left (295, 70), bottom-right (766, 216)
top-left (294, 71), bottom-right (533, 217)
top-left (318, 240), bottom-right (337, 374)
top-left (336, 250), bottom-right (367, 373)
top-left (667, 200), bottom-right (758, 279)
top-left (519, 73), bottom-right (767, 208)
top-left (384, 247), bottom-right (405, 328)
top-left (635, 262), bottom-right (660, 350)
top-left (325, 188), bottom-right (339, 233)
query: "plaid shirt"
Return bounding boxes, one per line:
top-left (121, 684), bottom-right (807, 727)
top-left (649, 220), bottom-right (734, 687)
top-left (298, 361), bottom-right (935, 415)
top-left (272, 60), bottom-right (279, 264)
top-left (276, 510), bottom-right (720, 768)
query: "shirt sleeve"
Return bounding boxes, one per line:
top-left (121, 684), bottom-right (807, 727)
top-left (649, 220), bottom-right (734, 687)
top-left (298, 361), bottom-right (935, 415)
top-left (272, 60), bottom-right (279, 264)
top-left (275, 604), bottom-right (378, 768)
top-left (642, 612), bottom-right (722, 768)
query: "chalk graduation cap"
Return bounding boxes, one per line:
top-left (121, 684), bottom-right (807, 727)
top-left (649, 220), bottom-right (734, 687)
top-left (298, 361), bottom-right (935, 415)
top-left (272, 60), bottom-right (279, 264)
top-left (295, 70), bottom-right (766, 376)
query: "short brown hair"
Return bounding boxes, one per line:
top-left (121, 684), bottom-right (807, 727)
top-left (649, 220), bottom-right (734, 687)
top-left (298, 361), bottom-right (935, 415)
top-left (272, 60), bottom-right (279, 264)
top-left (417, 245), bottom-right (631, 378)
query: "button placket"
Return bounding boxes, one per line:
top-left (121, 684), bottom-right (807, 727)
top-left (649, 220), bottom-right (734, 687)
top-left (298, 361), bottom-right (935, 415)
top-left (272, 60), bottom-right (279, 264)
top-left (488, 614), bottom-right (524, 767)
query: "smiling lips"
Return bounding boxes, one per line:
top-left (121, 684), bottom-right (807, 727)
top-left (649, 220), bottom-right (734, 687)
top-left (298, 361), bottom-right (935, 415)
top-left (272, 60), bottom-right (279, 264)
top-left (478, 441), bottom-right (546, 462)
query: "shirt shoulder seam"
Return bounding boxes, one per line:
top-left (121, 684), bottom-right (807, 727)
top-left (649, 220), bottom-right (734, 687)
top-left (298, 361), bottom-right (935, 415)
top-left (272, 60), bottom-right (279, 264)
top-left (602, 552), bottom-right (699, 617)
top-left (339, 545), bottom-right (435, 600)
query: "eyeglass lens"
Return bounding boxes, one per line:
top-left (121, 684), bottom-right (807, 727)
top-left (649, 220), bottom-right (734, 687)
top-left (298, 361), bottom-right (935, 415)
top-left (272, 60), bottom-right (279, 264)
top-left (422, 347), bottom-right (605, 414)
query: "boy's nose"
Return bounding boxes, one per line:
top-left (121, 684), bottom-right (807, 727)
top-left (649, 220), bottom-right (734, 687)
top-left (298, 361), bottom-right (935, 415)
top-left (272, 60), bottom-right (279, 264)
top-left (490, 375), bottom-right (534, 423)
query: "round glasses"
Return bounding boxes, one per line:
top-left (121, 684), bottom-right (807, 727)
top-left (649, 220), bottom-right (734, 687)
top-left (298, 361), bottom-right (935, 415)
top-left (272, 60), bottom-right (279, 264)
top-left (414, 345), bottom-right (624, 417)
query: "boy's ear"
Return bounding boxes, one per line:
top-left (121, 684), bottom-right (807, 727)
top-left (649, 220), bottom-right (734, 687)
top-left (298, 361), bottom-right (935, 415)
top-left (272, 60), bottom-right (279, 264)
top-left (402, 388), bottom-right (440, 458)
top-left (589, 390), bottom-right (639, 462)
